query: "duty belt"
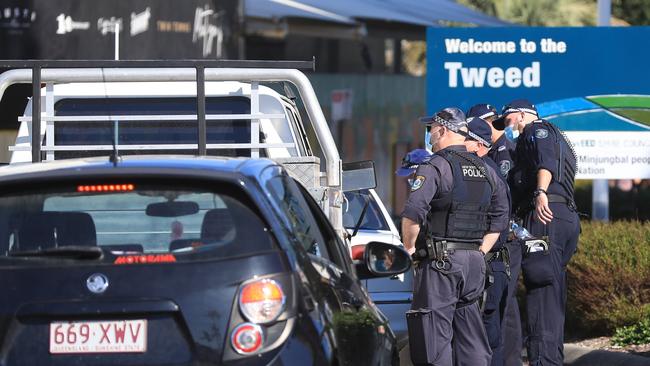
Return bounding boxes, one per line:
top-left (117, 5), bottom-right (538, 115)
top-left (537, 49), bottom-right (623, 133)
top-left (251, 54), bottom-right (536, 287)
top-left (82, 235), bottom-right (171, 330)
top-left (546, 193), bottom-right (577, 211)
top-left (413, 239), bottom-right (481, 270)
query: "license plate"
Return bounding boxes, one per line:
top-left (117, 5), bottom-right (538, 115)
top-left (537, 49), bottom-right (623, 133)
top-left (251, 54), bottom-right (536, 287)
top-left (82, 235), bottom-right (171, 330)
top-left (49, 320), bottom-right (147, 354)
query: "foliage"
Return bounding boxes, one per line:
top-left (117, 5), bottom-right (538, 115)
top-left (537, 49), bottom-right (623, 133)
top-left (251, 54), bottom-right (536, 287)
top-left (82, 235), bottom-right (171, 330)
top-left (612, 317), bottom-right (650, 346)
top-left (611, 0), bottom-right (650, 25)
top-left (457, 0), bottom-right (596, 26)
top-left (566, 220), bottom-right (650, 336)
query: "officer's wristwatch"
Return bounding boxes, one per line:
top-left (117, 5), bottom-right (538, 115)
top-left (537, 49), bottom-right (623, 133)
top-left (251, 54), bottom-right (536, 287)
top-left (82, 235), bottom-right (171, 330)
top-left (533, 188), bottom-right (547, 198)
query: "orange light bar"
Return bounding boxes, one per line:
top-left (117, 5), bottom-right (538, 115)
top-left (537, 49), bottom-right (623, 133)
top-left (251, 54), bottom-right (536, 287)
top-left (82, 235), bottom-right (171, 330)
top-left (77, 184), bottom-right (135, 193)
top-left (240, 279), bottom-right (284, 303)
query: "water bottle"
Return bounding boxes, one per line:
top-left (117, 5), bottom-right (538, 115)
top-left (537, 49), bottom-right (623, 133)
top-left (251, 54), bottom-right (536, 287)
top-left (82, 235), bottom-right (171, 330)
top-left (511, 221), bottom-right (534, 240)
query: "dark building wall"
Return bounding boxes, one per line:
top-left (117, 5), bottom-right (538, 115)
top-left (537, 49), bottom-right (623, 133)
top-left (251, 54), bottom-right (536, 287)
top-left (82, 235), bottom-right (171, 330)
top-left (246, 35), bottom-right (387, 73)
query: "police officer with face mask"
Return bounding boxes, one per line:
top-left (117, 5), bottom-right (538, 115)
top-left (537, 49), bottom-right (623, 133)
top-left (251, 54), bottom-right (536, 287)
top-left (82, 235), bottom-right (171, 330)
top-left (464, 115), bottom-right (514, 366)
top-left (468, 104), bottom-right (522, 366)
top-left (403, 107), bottom-right (509, 366)
top-left (495, 99), bottom-right (580, 366)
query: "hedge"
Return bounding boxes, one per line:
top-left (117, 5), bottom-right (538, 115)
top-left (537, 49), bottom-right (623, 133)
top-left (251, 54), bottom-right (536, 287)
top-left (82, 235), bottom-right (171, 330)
top-left (566, 220), bottom-right (650, 337)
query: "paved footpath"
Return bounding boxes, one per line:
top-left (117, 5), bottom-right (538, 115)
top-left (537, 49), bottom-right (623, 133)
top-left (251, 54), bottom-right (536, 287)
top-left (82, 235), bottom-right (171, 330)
top-left (399, 344), bottom-right (650, 365)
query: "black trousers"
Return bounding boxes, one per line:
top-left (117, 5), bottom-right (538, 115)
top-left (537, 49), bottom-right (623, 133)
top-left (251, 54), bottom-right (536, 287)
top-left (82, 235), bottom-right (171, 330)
top-left (502, 240), bottom-right (523, 366)
top-left (522, 203), bottom-right (580, 366)
top-left (410, 250), bottom-right (491, 366)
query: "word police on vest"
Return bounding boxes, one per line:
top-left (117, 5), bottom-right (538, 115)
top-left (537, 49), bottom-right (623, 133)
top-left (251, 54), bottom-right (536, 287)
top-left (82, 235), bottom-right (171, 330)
top-left (444, 62), bottom-right (540, 88)
top-left (462, 165), bottom-right (485, 178)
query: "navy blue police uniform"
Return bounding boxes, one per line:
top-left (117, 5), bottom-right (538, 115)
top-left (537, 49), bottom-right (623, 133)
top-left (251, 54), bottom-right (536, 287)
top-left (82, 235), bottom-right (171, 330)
top-left (488, 133), bottom-right (523, 366)
top-left (403, 109), bottom-right (509, 366)
top-left (509, 117), bottom-right (579, 366)
top-left (466, 115), bottom-right (515, 366)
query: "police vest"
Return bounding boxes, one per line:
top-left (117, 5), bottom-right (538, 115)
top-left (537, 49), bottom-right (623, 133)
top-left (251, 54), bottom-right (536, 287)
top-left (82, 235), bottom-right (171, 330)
top-left (422, 150), bottom-right (494, 244)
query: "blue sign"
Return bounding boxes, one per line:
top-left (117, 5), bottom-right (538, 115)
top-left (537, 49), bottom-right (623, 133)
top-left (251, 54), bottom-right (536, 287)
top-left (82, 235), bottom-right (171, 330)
top-left (426, 27), bottom-right (650, 131)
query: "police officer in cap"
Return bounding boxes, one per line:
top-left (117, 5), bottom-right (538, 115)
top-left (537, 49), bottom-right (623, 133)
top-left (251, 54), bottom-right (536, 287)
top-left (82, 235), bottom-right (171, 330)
top-left (495, 99), bottom-right (579, 366)
top-left (402, 107), bottom-right (509, 366)
top-left (468, 104), bottom-right (523, 366)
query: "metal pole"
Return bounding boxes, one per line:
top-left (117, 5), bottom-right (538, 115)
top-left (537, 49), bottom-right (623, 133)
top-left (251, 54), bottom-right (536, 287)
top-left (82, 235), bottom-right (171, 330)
top-left (598, 0), bottom-right (611, 26)
top-left (31, 66), bottom-right (41, 163)
top-left (114, 22), bottom-right (120, 60)
top-left (196, 66), bottom-right (207, 155)
top-left (593, 0), bottom-right (611, 221)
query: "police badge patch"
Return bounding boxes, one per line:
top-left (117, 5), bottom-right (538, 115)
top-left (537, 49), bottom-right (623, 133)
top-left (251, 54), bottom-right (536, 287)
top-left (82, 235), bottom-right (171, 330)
top-left (535, 129), bottom-right (548, 139)
top-left (499, 160), bottom-right (511, 176)
top-left (411, 175), bottom-right (426, 191)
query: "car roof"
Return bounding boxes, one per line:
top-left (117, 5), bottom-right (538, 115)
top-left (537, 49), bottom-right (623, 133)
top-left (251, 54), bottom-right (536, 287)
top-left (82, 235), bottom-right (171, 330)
top-left (0, 155), bottom-right (281, 184)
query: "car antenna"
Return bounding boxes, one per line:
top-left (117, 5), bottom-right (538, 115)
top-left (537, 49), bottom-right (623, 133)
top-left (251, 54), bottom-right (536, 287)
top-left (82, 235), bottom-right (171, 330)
top-left (109, 137), bottom-right (121, 167)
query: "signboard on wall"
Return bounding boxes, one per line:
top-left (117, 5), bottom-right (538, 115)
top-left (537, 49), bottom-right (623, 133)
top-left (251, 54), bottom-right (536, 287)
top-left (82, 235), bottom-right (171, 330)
top-left (426, 26), bottom-right (650, 179)
top-left (0, 0), bottom-right (242, 59)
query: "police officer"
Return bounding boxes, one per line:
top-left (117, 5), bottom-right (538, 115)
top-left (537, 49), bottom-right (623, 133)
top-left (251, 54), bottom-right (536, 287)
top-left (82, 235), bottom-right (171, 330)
top-left (496, 99), bottom-right (580, 366)
top-left (402, 107), bottom-right (509, 366)
top-left (464, 116), bottom-right (512, 366)
top-left (468, 104), bottom-right (523, 366)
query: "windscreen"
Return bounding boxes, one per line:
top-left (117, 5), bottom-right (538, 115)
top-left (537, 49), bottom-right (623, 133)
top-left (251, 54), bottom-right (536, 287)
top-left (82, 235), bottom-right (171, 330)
top-left (0, 180), bottom-right (275, 261)
top-left (53, 97), bottom-right (257, 159)
top-left (343, 190), bottom-right (389, 231)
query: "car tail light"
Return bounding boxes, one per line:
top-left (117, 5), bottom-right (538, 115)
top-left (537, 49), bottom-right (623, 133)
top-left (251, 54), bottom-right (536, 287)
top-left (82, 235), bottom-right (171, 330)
top-left (238, 279), bottom-right (285, 324)
top-left (231, 323), bottom-right (264, 354)
top-left (77, 184), bottom-right (135, 192)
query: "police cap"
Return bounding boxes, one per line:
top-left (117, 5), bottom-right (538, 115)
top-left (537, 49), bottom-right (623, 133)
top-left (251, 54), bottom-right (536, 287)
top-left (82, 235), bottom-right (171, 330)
top-left (396, 149), bottom-right (433, 176)
top-left (466, 117), bottom-right (493, 148)
top-left (419, 107), bottom-right (467, 132)
top-left (467, 103), bottom-right (498, 120)
top-left (493, 99), bottom-right (538, 130)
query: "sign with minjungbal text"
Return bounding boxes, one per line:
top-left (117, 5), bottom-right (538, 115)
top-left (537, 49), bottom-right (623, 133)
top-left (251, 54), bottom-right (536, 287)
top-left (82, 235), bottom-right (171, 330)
top-left (426, 27), bottom-right (650, 179)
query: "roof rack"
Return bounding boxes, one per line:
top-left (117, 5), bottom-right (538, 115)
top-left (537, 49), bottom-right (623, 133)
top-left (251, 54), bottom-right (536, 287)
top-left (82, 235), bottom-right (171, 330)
top-left (0, 59), bottom-right (340, 186)
top-left (0, 59), bottom-right (347, 238)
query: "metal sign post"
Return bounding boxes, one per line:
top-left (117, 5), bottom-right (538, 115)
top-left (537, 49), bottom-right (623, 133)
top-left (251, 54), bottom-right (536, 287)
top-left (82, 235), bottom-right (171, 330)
top-left (593, 0), bottom-right (611, 222)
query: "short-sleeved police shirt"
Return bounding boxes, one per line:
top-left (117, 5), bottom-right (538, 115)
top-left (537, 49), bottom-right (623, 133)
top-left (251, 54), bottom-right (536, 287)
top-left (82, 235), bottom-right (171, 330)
top-left (515, 119), bottom-right (576, 201)
top-left (401, 145), bottom-right (509, 234)
top-left (487, 133), bottom-right (516, 184)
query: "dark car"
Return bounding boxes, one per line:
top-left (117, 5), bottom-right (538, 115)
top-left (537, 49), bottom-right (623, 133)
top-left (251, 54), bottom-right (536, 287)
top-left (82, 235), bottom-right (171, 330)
top-left (0, 156), bottom-right (411, 366)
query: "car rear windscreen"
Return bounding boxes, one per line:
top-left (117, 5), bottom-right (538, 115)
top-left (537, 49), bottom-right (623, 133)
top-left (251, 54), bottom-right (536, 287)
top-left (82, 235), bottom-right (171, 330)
top-left (0, 180), bottom-right (275, 260)
top-left (53, 97), bottom-right (258, 159)
top-left (343, 190), bottom-right (389, 231)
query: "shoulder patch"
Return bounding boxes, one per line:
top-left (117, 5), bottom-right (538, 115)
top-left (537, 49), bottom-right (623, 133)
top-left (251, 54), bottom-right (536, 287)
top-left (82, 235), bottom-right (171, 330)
top-left (411, 175), bottom-right (426, 191)
top-left (499, 160), bottom-right (511, 176)
top-left (498, 145), bottom-right (506, 152)
top-left (535, 128), bottom-right (548, 139)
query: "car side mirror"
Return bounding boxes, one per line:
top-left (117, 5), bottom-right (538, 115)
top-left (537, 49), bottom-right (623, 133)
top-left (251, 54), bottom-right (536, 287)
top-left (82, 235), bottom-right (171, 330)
top-left (342, 160), bottom-right (376, 192)
top-left (355, 242), bottom-right (412, 280)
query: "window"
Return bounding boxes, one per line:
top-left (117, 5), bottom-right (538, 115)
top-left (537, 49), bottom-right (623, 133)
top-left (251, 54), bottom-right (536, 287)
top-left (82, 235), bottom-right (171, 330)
top-left (53, 97), bottom-right (257, 159)
top-left (265, 174), bottom-right (329, 260)
top-left (0, 180), bottom-right (275, 261)
top-left (343, 190), bottom-right (389, 231)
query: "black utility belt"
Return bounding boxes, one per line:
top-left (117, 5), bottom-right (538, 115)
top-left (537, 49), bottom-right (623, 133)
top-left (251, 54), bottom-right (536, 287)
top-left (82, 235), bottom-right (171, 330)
top-left (521, 193), bottom-right (576, 212)
top-left (547, 194), bottom-right (577, 211)
top-left (413, 240), bottom-right (481, 260)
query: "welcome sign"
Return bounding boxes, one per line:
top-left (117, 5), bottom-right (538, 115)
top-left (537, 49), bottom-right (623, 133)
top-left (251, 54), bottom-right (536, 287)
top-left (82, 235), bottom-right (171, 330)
top-left (426, 27), bottom-right (650, 179)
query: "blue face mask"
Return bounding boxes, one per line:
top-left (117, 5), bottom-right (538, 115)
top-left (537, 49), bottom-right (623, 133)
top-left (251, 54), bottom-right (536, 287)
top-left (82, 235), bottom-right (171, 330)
top-left (504, 125), bottom-right (519, 143)
top-left (424, 130), bottom-right (433, 152)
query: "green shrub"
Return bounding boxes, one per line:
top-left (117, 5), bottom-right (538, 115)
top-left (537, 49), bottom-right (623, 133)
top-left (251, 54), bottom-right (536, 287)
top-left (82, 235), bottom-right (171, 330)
top-left (612, 317), bottom-right (650, 346)
top-left (566, 220), bottom-right (650, 336)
